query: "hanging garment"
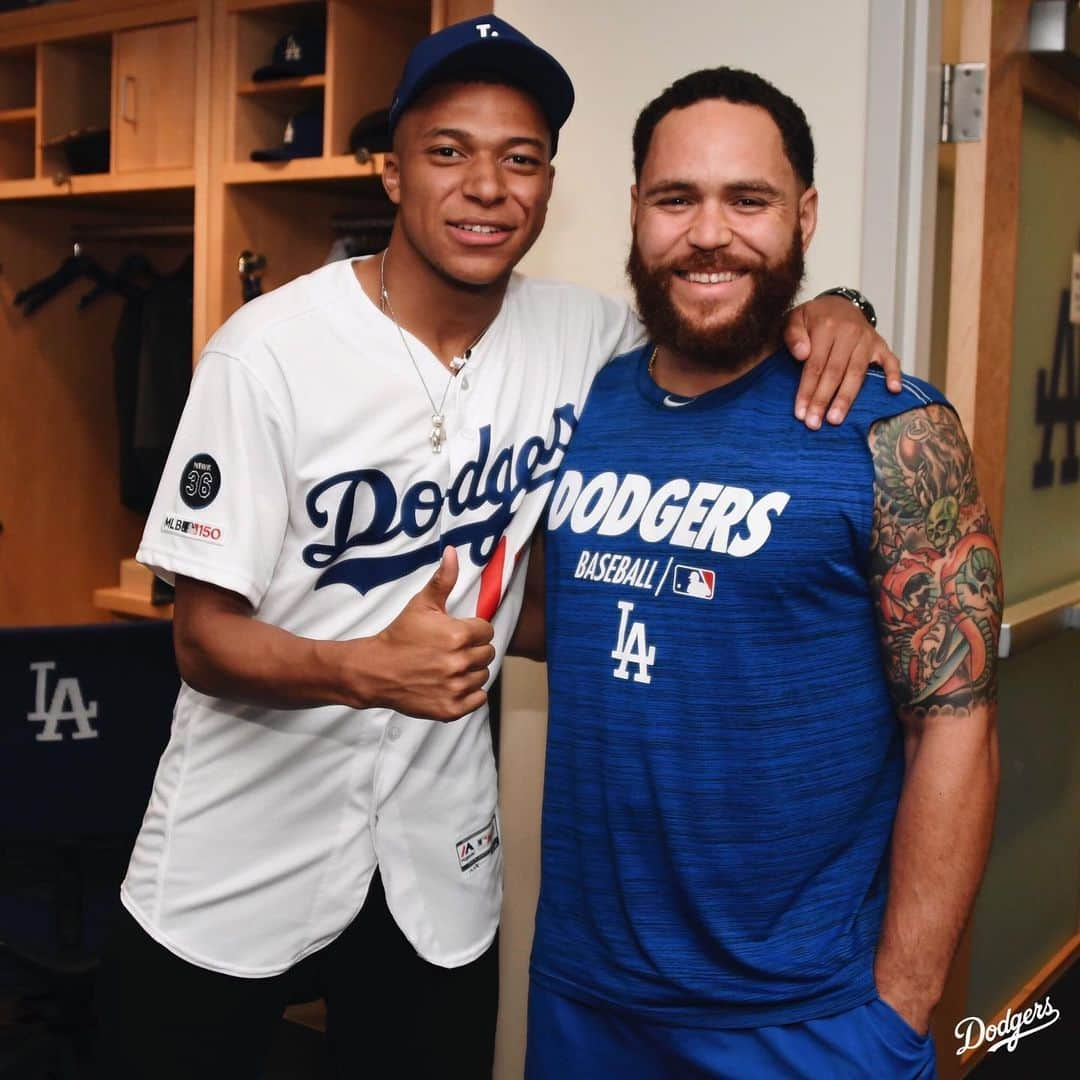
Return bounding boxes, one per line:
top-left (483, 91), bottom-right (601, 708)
top-left (113, 256), bottom-right (194, 511)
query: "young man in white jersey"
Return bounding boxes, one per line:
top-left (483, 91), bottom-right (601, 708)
top-left (95, 17), bottom-right (900, 1079)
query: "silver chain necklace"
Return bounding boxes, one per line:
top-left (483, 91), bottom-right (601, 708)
top-left (379, 250), bottom-right (492, 454)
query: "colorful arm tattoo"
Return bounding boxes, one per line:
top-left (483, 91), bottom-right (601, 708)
top-left (868, 404), bottom-right (1004, 721)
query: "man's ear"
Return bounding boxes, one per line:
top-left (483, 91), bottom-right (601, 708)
top-left (630, 184), bottom-right (639, 230)
top-left (798, 186), bottom-right (818, 251)
top-left (383, 153), bottom-right (402, 206)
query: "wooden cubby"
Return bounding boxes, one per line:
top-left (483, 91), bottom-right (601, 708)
top-left (0, 0), bottom-right (491, 626)
top-left (0, 110), bottom-right (36, 183)
top-left (0, 6), bottom-right (198, 200)
top-left (206, 0), bottom-right (431, 336)
top-left (224, 1), bottom-right (426, 162)
top-left (229, 1), bottom-right (327, 162)
top-left (0, 46), bottom-right (36, 110)
top-left (38, 36), bottom-right (112, 180)
top-left (0, 47), bottom-right (37, 180)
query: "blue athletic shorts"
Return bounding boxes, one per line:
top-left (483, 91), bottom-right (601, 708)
top-left (526, 981), bottom-right (938, 1079)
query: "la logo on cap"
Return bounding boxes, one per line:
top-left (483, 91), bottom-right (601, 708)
top-left (475, 22), bottom-right (499, 37)
top-left (283, 119), bottom-right (294, 144)
top-left (284, 35), bottom-right (301, 61)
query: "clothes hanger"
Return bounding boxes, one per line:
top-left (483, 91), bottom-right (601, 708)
top-left (77, 251), bottom-right (158, 310)
top-left (14, 242), bottom-right (114, 316)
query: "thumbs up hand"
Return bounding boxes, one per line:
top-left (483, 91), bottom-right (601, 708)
top-left (416, 544), bottom-right (461, 613)
top-left (365, 548), bottom-right (496, 722)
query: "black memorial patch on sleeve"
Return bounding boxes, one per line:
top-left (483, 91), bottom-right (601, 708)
top-left (180, 454), bottom-right (222, 510)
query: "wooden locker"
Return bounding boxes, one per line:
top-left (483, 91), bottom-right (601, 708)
top-left (113, 20), bottom-right (197, 172)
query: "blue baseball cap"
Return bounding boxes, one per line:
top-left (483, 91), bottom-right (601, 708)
top-left (250, 109), bottom-right (323, 161)
top-left (388, 16), bottom-right (575, 156)
top-left (252, 28), bottom-right (326, 82)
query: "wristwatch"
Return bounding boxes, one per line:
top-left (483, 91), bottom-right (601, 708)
top-left (817, 286), bottom-right (877, 328)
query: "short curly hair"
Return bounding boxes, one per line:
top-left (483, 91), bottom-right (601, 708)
top-left (632, 67), bottom-right (815, 189)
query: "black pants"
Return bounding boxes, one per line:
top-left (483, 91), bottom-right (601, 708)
top-left (94, 870), bottom-right (498, 1079)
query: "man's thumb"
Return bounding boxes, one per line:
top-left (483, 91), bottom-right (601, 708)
top-left (422, 546), bottom-right (458, 609)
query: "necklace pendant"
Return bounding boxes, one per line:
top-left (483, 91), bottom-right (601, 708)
top-left (430, 413), bottom-right (445, 454)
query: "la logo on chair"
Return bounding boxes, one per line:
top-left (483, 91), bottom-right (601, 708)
top-left (27, 661), bottom-right (100, 742)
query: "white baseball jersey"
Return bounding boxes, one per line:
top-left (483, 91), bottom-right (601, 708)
top-left (126, 257), bottom-right (642, 976)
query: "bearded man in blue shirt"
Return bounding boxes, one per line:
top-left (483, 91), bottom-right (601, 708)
top-left (520, 67), bottom-right (1002, 1080)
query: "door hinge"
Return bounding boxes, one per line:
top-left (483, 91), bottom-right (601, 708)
top-left (940, 62), bottom-right (986, 143)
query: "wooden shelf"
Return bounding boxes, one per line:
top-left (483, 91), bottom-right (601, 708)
top-left (223, 153), bottom-right (383, 184)
top-left (0, 106), bottom-right (35, 182)
top-left (999, 578), bottom-right (1080, 658)
top-left (0, 2), bottom-right (201, 47)
top-left (0, 167), bottom-right (195, 201)
top-left (225, 0), bottom-right (428, 12)
top-left (92, 587), bottom-right (174, 620)
top-left (225, 0), bottom-right (325, 13)
top-left (237, 74), bottom-right (325, 95)
top-left (0, 107), bottom-right (35, 125)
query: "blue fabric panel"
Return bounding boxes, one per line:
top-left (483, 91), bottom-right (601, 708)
top-left (0, 620), bottom-right (177, 839)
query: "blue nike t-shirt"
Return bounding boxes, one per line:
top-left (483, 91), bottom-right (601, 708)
top-left (532, 344), bottom-right (949, 1028)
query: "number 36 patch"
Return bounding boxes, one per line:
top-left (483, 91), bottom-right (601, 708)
top-left (180, 454), bottom-right (222, 510)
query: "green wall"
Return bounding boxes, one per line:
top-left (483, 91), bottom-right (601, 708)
top-left (966, 634), bottom-right (1080, 1021)
top-left (966, 101), bottom-right (1080, 1023)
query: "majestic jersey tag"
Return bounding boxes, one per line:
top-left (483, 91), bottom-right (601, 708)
top-left (456, 814), bottom-right (500, 873)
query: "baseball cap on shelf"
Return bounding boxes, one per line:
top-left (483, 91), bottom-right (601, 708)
top-left (252, 27), bottom-right (326, 82)
top-left (250, 109), bottom-right (323, 161)
top-left (387, 15), bottom-right (574, 156)
top-left (349, 108), bottom-right (392, 157)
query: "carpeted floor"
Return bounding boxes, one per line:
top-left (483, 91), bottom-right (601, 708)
top-left (0, 1011), bottom-right (327, 1079)
top-left (261, 965), bottom-right (1080, 1079)
top-left (3, 963), bottom-right (1074, 1077)
top-left (261, 1018), bottom-right (326, 1079)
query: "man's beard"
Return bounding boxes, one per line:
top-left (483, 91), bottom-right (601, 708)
top-left (626, 228), bottom-right (805, 372)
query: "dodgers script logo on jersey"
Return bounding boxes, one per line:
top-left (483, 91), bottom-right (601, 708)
top-left (301, 404), bottom-right (579, 595)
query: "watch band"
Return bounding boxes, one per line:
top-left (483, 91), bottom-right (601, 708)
top-left (817, 286), bottom-right (877, 328)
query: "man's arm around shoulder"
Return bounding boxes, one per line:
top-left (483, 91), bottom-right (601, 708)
top-left (867, 402), bottom-right (1003, 1035)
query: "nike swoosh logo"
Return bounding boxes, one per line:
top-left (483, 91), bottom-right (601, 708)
top-left (663, 395), bottom-right (693, 408)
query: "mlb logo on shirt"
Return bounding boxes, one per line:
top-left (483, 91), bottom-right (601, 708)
top-left (672, 565), bottom-right (716, 600)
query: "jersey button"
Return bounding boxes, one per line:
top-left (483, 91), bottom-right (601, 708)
top-left (388, 725), bottom-right (402, 742)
